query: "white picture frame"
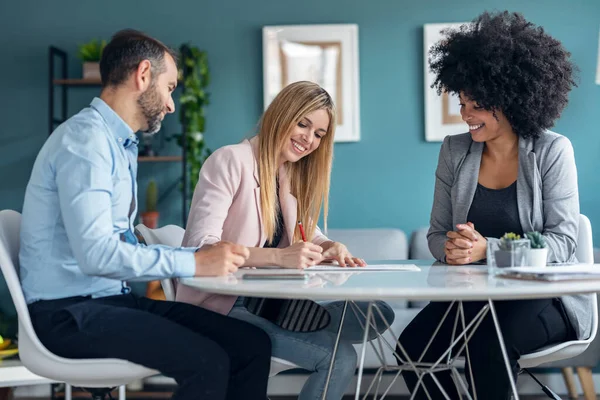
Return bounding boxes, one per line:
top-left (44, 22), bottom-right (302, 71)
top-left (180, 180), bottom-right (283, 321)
top-left (424, 23), bottom-right (468, 142)
top-left (263, 24), bottom-right (360, 142)
top-left (596, 27), bottom-right (600, 85)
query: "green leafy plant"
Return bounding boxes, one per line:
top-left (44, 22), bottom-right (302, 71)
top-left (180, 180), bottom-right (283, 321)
top-left (170, 43), bottom-right (211, 199)
top-left (77, 39), bottom-right (107, 62)
top-left (146, 180), bottom-right (158, 212)
top-left (499, 232), bottom-right (522, 251)
top-left (525, 231), bottom-right (547, 249)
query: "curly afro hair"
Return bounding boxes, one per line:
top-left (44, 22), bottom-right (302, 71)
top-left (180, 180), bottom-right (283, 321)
top-left (429, 11), bottom-right (578, 139)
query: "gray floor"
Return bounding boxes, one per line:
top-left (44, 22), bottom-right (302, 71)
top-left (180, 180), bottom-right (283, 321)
top-left (30, 385), bottom-right (567, 399)
top-left (16, 394), bottom-right (564, 399)
top-left (15, 393), bottom-right (564, 400)
top-left (270, 397), bottom-right (560, 400)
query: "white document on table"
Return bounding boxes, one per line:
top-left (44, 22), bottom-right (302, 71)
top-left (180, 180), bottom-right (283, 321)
top-left (497, 265), bottom-right (600, 281)
top-left (306, 264), bottom-right (421, 272)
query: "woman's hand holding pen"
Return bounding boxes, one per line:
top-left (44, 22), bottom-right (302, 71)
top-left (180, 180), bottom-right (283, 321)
top-left (321, 241), bottom-right (366, 267)
top-left (445, 222), bottom-right (487, 265)
top-left (276, 242), bottom-right (324, 269)
top-left (293, 221), bottom-right (365, 268)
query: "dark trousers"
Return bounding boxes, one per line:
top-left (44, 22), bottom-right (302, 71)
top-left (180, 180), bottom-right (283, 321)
top-left (397, 298), bottom-right (574, 400)
top-left (28, 293), bottom-right (272, 400)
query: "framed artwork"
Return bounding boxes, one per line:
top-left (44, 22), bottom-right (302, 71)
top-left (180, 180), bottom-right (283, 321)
top-left (596, 27), bottom-right (600, 85)
top-left (423, 22), bottom-right (468, 142)
top-left (263, 24), bottom-right (360, 142)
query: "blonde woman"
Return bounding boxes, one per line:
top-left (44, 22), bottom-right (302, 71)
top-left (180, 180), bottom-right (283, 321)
top-left (176, 81), bottom-right (395, 400)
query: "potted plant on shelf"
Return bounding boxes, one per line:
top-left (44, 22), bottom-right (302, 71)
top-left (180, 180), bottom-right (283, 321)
top-left (140, 180), bottom-right (159, 229)
top-left (493, 232), bottom-right (531, 268)
top-left (169, 43), bottom-right (211, 200)
top-left (525, 231), bottom-right (548, 267)
top-left (77, 38), bottom-right (106, 80)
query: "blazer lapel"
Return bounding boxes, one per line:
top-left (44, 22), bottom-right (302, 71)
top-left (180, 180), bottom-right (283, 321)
top-left (250, 136), bottom-right (260, 186)
top-left (454, 140), bottom-right (483, 227)
top-left (279, 165), bottom-right (298, 244)
top-left (250, 136), bottom-right (267, 246)
top-left (253, 187), bottom-right (267, 246)
top-left (517, 136), bottom-right (538, 233)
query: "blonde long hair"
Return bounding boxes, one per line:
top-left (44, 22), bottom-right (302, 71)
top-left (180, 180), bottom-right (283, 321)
top-left (258, 81), bottom-right (336, 244)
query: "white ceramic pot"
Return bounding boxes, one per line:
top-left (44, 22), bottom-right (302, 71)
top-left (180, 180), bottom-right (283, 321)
top-left (82, 62), bottom-right (100, 80)
top-left (528, 248), bottom-right (548, 267)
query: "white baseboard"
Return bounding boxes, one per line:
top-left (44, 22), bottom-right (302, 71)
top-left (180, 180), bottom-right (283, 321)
top-left (12, 371), bottom-right (600, 397)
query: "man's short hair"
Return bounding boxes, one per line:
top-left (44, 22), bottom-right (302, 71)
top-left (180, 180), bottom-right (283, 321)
top-left (99, 29), bottom-right (178, 88)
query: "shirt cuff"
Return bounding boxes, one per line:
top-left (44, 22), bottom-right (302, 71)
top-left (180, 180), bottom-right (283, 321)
top-left (172, 250), bottom-right (197, 277)
top-left (180, 247), bottom-right (200, 253)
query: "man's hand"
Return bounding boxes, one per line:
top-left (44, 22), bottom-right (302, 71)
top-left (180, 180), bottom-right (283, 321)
top-left (193, 242), bottom-right (249, 276)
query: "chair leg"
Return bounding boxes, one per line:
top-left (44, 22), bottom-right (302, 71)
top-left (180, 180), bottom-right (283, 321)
top-left (576, 366), bottom-right (596, 400)
top-left (65, 384), bottom-right (72, 400)
top-left (0, 387), bottom-right (12, 400)
top-left (118, 385), bottom-right (126, 400)
top-left (562, 367), bottom-right (579, 399)
top-left (523, 368), bottom-right (562, 400)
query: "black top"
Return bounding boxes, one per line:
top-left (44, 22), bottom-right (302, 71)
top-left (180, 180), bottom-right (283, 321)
top-left (264, 181), bottom-right (284, 249)
top-left (466, 181), bottom-right (523, 239)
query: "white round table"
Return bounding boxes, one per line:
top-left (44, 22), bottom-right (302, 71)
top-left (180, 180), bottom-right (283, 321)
top-left (180, 260), bottom-right (600, 400)
top-left (180, 260), bottom-right (600, 301)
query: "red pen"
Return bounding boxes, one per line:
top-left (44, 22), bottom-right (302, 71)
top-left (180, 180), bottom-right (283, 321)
top-left (297, 221), bottom-right (307, 242)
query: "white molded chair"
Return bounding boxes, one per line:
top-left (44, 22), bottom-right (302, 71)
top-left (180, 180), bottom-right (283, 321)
top-left (519, 214), bottom-right (598, 368)
top-left (0, 210), bottom-right (158, 400)
top-left (135, 223), bottom-right (299, 377)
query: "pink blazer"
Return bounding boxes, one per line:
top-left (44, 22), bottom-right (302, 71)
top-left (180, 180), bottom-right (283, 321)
top-left (176, 136), bottom-right (330, 315)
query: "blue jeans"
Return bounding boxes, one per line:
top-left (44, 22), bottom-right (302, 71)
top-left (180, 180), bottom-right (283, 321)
top-left (229, 298), bottom-right (395, 400)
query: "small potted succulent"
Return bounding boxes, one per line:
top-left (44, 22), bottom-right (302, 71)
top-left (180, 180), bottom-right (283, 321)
top-left (525, 231), bottom-right (548, 267)
top-left (140, 180), bottom-right (159, 229)
top-left (493, 232), bottom-right (531, 268)
top-left (77, 38), bottom-right (106, 80)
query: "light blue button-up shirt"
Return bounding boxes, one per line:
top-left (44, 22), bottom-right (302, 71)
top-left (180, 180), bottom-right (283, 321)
top-left (19, 98), bottom-right (196, 304)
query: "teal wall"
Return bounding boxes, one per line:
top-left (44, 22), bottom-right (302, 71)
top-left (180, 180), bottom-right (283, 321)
top-left (0, 0), bottom-right (599, 311)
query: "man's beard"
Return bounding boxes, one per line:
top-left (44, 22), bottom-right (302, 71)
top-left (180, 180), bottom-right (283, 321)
top-left (137, 82), bottom-right (164, 135)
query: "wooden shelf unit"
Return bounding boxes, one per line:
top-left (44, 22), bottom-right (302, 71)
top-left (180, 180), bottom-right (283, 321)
top-left (52, 78), bottom-right (102, 86)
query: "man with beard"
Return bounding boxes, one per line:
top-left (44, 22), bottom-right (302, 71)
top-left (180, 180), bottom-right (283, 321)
top-left (19, 29), bottom-right (272, 400)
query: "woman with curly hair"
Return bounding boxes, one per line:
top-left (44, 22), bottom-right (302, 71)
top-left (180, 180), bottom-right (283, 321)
top-left (397, 11), bottom-right (589, 399)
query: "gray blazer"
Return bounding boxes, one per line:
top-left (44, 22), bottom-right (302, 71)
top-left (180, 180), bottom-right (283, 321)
top-left (427, 130), bottom-right (592, 340)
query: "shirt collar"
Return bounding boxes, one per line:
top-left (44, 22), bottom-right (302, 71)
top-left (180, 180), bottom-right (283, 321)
top-left (90, 97), bottom-right (139, 149)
